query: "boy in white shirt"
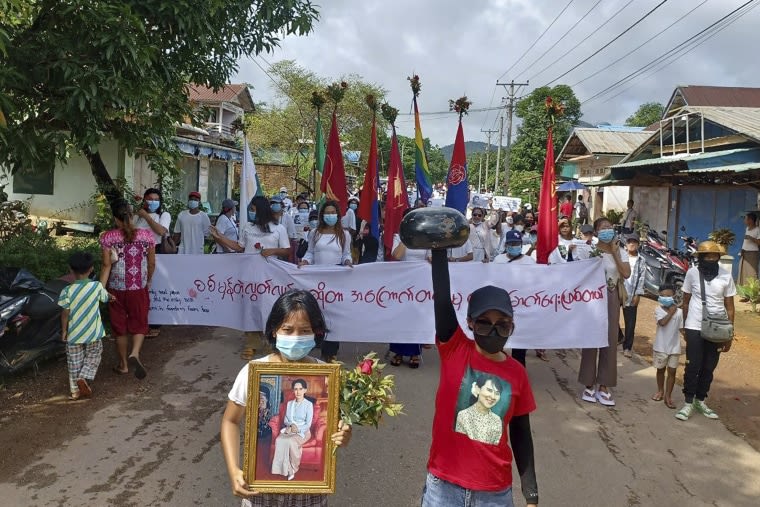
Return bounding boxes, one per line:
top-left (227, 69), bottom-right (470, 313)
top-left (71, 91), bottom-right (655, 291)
top-left (652, 284), bottom-right (683, 409)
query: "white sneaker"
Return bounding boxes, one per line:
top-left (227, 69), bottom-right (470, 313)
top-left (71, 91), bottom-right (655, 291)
top-left (694, 400), bottom-right (719, 419)
top-left (675, 403), bottom-right (694, 421)
top-left (623, 349), bottom-right (632, 358)
top-left (581, 388), bottom-right (597, 403)
top-left (596, 390), bottom-right (616, 406)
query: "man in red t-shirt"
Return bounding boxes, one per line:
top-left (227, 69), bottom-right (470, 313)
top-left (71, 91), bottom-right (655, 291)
top-left (422, 248), bottom-right (539, 506)
top-left (559, 194), bottom-right (573, 219)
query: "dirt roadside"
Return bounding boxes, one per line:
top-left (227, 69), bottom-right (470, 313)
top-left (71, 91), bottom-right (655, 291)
top-left (1, 301), bottom-right (758, 485)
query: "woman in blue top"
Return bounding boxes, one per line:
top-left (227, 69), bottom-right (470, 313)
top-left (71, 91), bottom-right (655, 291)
top-left (271, 378), bottom-right (314, 480)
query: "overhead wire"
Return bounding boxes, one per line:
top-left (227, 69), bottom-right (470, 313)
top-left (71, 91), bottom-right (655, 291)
top-left (496, 0), bottom-right (576, 81)
top-left (527, 0), bottom-right (635, 83)
top-left (582, 0), bottom-right (759, 105)
top-left (571, 0), bottom-right (710, 88)
top-left (514, 0), bottom-right (604, 80)
top-left (541, 0), bottom-right (671, 87)
top-left (593, 0), bottom-right (760, 106)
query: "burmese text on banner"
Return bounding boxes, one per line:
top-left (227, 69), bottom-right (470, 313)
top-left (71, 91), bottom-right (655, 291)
top-left (148, 255), bottom-right (608, 349)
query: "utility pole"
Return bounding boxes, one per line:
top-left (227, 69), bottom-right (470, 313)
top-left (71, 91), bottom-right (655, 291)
top-left (496, 79), bottom-right (528, 195)
top-left (480, 128), bottom-right (497, 193)
top-left (478, 155), bottom-right (483, 192)
top-left (495, 112), bottom-right (504, 195)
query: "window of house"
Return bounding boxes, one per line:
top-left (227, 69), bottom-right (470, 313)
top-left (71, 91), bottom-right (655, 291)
top-left (207, 160), bottom-right (228, 214)
top-left (172, 158), bottom-right (199, 202)
top-left (12, 161), bottom-right (55, 195)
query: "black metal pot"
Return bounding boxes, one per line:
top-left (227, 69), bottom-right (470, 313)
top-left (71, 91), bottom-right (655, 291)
top-left (399, 207), bottom-right (470, 249)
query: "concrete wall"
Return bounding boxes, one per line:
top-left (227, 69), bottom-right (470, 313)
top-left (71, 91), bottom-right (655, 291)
top-left (7, 139), bottom-right (124, 222)
top-left (632, 186), bottom-right (669, 234)
top-left (603, 186), bottom-right (631, 214)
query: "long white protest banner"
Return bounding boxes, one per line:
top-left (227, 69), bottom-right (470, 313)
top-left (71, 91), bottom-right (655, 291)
top-left (149, 255), bottom-right (609, 349)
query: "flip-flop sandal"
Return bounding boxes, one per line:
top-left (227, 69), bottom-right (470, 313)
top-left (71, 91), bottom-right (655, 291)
top-left (409, 356), bottom-right (421, 369)
top-left (390, 354), bottom-right (403, 367)
top-left (146, 329), bottom-right (161, 338)
top-left (68, 393), bottom-right (80, 401)
top-left (128, 356), bottom-right (147, 380)
top-left (76, 379), bottom-right (92, 397)
top-left (112, 366), bottom-right (129, 375)
top-left (664, 399), bottom-right (677, 409)
top-left (651, 393), bottom-right (664, 402)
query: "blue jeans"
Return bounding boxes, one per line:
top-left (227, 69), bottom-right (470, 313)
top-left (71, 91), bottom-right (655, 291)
top-left (421, 473), bottom-right (514, 507)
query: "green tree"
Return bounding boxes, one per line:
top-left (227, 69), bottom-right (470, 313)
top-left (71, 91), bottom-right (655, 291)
top-left (0, 1), bottom-right (318, 202)
top-left (378, 134), bottom-right (448, 186)
top-left (247, 60), bottom-right (389, 191)
top-left (508, 85), bottom-right (582, 179)
top-left (625, 101), bottom-right (664, 127)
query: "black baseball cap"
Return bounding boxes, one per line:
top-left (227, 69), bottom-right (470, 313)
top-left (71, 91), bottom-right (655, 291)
top-left (467, 285), bottom-right (514, 319)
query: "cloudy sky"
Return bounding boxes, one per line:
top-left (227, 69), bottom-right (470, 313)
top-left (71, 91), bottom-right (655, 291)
top-left (234, 0), bottom-right (760, 147)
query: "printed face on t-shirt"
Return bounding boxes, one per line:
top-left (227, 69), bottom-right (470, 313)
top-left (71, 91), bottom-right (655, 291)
top-left (453, 367), bottom-right (513, 445)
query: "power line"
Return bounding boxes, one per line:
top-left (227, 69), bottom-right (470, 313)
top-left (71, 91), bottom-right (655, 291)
top-left (497, 0), bottom-right (576, 81)
top-left (593, 0), bottom-right (760, 106)
top-left (514, 0), bottom-right (604, 80)
top-left (582, 0), bottom-right (759, 105)
top-left (541, 0), bottom-right (671, 87)
top-left (571, 0), bottom-right (709, 88)
top-left (527, 0), bottom-right (635, 83)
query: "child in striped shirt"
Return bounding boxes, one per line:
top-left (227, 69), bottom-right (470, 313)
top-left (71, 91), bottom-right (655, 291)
top-left (58, 252), bottom-right (113, 400)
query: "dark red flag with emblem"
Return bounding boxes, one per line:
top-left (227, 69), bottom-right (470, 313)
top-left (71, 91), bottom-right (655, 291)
top-left (537, 127), bottom-right (558, 264)
top-left (383, 127), bottom-right (410, 254)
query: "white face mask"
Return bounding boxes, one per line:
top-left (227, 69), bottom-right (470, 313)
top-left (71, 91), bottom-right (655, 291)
top-left (515, 225), bottom-right (524, 233)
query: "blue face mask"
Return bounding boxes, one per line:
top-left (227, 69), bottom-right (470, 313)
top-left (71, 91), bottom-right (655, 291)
top-left (248, 211), bottom-right (256, 222)
top-left (658, 296), bottom-right (675, 307)
top-left (188, 200), bottom-right (199, 210)
top-left (598, 229), bottom-right (615, 243)
top-left (323, 214), bottom-right (338, 226)
top-left (349, 203), bottom-right (358, 211)
top-left (271, 203), bottom-right (282, 213)
top-left (507, 245), bottom-right (523, 257)
top-left (146, 200), bottom-right (160, 213)
top-left (309, 220), bottom-right (318, 228)
top-left (276, 334), bottom-right (316, 361)
top-left (298, 210), bottom-right (309, 218)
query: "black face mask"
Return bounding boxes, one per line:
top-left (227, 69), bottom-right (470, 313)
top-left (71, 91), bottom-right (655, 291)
top-left (474, 332), bottom-right (509, 354)
top-left (698, 259), bottom-right (720, 281)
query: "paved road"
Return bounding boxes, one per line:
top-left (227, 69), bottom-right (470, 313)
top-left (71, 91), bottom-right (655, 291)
top-left (1, 327), bottom-right (758, 507)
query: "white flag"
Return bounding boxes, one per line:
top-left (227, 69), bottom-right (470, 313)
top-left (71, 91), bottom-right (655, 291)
top-left (239, 138), bottom-right (258, 229)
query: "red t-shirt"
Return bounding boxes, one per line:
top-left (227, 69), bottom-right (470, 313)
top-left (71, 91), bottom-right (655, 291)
top-left (427, 326), bottom-right (536, 491)
top-left (560, 201), bottom-right (573, 218)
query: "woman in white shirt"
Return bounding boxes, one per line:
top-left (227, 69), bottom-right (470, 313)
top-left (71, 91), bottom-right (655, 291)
top-left (213, 199), bottom-right (239, 253)
top-left (299, 201), bottom-right (351, 362)
top-left (578, 217), bottom-right (631, 407)
top-left (469, 207), bottom-right (492, 263)
top-left (548, 219), bottom-right (577, 264)
top-left (739, 212), bottom-right (760, 286)
top-left (210, 196), bottom-right (290, 257)
top-left (133, 188), bottom-right (172, 252)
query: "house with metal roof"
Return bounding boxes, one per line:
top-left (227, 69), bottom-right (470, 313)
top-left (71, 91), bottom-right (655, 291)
top-left (596, 85), bottom-right (760, 275)
top-left (556, 125), bottom-right (653, 221)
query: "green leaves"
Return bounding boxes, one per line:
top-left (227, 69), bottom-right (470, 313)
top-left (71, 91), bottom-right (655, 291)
top-left (625, 101), bottom-right (664, 127)
top-left (338, 352), bottom-right (404, 429)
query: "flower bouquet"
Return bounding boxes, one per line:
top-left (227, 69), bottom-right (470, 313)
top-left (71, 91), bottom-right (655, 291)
top-left (338, 353), bottom-right (404, 440)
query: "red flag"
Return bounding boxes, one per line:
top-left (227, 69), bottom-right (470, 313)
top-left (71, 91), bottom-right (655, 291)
top-left (383, 128), bottom-right (410, 253)
top-left (537, 127), bottom-right (558, 264)
top-left (358, 118), bottom-right (378, 223)
top-left (444, 120), bottom-right (469, 213)
top-left (320, 111), bottom-right (349, 214)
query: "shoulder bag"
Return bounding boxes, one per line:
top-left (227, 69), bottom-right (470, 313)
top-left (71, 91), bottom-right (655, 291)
top-left (699, 272), bottom-right (733, 343)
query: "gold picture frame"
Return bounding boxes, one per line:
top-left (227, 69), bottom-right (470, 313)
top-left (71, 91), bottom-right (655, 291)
top-left (243, 361), bottom-right (341, 494)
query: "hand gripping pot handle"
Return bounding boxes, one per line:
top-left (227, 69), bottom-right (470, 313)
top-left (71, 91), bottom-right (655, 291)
top-left (399, 207), bottom-right (470, 250)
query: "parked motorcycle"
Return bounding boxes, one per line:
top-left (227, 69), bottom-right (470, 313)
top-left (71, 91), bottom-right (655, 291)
top-left (0, 268), bottom-right (66, 376)
top-left (639, 241), bottom-right (686, 305)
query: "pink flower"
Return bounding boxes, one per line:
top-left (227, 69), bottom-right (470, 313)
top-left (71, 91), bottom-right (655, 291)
top-left (254, 242), bottom-right (262, 250)
top-left (358, 359), bottom-right (373, 375)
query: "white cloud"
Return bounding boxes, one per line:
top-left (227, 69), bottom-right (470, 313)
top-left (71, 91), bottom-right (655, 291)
top-left (235, 0), bottom-right (760, 146)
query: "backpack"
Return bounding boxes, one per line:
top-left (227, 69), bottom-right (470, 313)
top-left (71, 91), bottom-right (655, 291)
top-left (578, 202), bottom-right (588, 220)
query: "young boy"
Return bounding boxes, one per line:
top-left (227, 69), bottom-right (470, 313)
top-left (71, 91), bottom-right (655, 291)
top-left (652, 284), bottom-right (683, 409)
top-left (58, 252), bottom-right (112, 400)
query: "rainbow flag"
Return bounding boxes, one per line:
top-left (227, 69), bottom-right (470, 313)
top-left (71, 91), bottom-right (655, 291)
top-left (413, 98), bottom-right (433, 204)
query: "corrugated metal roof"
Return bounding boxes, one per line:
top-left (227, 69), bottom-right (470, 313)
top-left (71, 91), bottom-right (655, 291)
top-left (571, 128), bottom-right (652, 155)
top-left (679, 86), bottom-right (760, 108)
top-left (187, 84), bottom-right (255, 111)
top-left (685, 106), bottom-right (760, 142)
top-left (613, 147), bottom-right (760, 169)
top-left (680, 162), bottom-right (760, 174)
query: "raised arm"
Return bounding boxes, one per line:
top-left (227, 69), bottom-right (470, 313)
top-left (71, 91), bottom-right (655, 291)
top-left (510, 414), bottom-right (539, 506)
top-left (431, 249), bottom-right (457, 342)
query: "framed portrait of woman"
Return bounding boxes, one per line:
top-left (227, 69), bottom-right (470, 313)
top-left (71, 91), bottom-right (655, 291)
top-left (242, 362), bottom-right (341, 494)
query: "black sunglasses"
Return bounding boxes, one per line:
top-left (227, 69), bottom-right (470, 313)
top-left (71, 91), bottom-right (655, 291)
top-left (473, 319), bottom-right (514, 338)
top-left (472, 213), bottom-right (483, 218)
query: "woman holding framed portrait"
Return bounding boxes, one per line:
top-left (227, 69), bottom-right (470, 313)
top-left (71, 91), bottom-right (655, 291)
top-left (220, 290), bottom-right (351, 506)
